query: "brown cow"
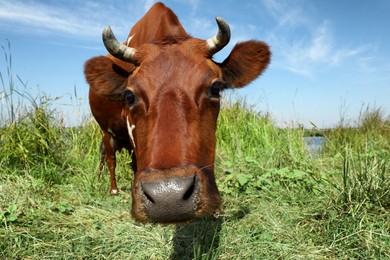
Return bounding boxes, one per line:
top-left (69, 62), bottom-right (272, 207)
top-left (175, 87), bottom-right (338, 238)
top-left (85, 2), bottom-right (270, 223)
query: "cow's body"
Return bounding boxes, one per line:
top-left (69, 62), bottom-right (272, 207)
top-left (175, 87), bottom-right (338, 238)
top-left (85, 2), bottom-right (270, 223)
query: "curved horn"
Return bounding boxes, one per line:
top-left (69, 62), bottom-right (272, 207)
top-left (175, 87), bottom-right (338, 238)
top-left (102, 26), bottom-right (137, 63)
top-left (206, 17), bottom-right (231, 55)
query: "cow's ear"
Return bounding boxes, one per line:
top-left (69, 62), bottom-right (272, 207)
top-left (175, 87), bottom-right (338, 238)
top-left (84, 56), bottom-right (130, 96)
top-left (221, 41), bottom-right (271, 88)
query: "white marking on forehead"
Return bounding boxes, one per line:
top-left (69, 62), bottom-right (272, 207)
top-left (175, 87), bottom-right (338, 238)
top-left (107, 128), bottom-right (116, 137)
top-left (126, 116), bottom-right (136, 148)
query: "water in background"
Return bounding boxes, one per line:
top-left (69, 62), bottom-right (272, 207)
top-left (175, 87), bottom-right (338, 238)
top-left (304, 136), bottom-right (325, 157)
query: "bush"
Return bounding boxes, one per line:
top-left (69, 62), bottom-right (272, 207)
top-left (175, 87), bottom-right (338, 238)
top-left (0, 94), bottom-right (70, 183)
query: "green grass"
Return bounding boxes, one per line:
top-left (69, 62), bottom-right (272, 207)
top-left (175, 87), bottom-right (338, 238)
top-left (1, 47), bottom-right (389, 258)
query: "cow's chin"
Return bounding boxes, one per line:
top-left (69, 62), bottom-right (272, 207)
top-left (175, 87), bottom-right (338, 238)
top-left (131, 165), bottom-right (221, 223)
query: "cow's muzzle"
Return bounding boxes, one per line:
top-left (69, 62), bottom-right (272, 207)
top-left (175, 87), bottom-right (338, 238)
top-left (140, 175), bottom-right (199, 222)
top-left (131, 165), bottom-right (221, 223)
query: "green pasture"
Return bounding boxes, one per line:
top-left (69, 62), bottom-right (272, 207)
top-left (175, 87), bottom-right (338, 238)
top-left (1, 46), bottom-right (389, 258)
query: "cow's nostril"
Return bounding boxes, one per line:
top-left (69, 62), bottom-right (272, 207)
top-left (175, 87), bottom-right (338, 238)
top-left (182, 176), bottom-right (196, 201)
top-left (139, 176), bottom-right (199, 222)
top-left (142, 189), bottom-right (155, 204)
top-left (140, 176), bottom-right (197, 204)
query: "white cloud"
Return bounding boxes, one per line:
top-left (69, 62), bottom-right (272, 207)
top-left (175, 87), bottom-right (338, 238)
top-left (0, 1), bottom-right (99, 38)
top-left (274, 23), bottom-right (372, 77)
top-left (262, 0), bottom-right (310, 29)
top-left (0, 0), bottom-right (147, 40)
top-left (262, 0), bottom-right (373, 78)
top-left (308, 22), bottom-right (332, 62)
top-left (187, 0), bottom-right (200, 15)
top-left (182, 17), bottom-right (213, 39)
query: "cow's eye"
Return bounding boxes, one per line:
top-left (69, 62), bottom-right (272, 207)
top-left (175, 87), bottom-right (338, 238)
top-left (209, 82), bottom-right (224, 98)
top-left (124, 90), bottom-right (136, 105)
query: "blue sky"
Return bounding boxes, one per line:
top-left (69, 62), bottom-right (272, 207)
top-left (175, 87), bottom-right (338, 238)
top-left (0, 0), bottom-right (389, 127)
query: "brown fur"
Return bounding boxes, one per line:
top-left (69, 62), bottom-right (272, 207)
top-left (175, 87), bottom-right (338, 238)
top-left (84, 2), bottom-right (271, 222)
top-left (222, 40), bottom-right (271, 87)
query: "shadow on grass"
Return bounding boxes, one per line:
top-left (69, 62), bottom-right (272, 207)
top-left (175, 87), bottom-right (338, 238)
top-left (170, 206), bottom-right (250, 259)
top-left (169, 217), bottom-right (223, 260)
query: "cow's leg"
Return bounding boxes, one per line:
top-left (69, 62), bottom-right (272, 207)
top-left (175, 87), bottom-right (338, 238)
top-left (102, 132), bottom-right (119, 195)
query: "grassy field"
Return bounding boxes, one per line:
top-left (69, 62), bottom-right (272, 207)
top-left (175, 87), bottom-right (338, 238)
top-left (1, 51), bottom-right (389, 258)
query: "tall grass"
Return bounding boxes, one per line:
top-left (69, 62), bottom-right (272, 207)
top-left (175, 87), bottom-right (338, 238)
top-left (216, 97), bottom-right (320, 199)
top-left (322, 105), bottom-right (389, 210)
top-left (1, 45), bottom-right (389, 258)
top-left (0, 43), bottom-right (69, 182)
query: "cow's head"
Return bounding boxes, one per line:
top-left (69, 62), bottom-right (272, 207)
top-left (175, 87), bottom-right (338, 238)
top-left (85, 14), bottom-right (270, 223)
